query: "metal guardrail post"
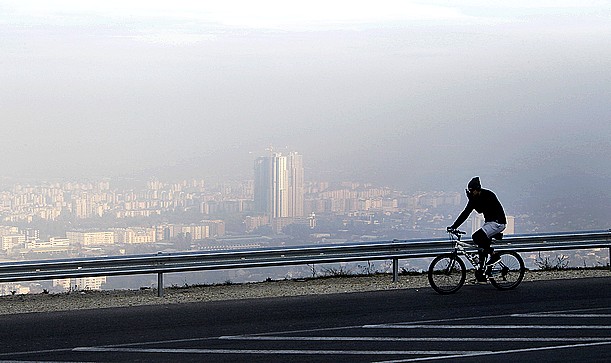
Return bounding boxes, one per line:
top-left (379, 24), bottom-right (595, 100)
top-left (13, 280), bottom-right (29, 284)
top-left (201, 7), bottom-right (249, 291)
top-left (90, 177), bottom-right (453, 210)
top-left (157, 272), bottom-right (164, 297)
top-left (392, 258), bottom-right (399, 283)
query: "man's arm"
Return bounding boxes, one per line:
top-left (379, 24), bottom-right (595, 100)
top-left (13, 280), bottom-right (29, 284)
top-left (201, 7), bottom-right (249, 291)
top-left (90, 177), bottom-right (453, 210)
top-left (450, 202), bottom-right (473, 230)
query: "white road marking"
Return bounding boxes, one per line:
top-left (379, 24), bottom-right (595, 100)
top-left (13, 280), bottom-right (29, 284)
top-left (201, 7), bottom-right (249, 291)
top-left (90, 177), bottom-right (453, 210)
top-left (512, 313), bottom-right (611, 318)
top-left (364, 324), bottom-right (611, 329)
top-left (220, 335), bottom-right (611, 342)
top-left (60, 307), bottom-right (611, 361)
top-left (373, 340), bottom-right (611, 363)
top-left (0, 348), bottom-right (77, 357)
top-left (72, 346), bottom-right (487, 355)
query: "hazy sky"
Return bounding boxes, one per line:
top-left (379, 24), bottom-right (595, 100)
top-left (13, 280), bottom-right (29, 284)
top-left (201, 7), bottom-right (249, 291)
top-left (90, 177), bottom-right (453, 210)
top-left (1, 1), bottom-right (610, 197)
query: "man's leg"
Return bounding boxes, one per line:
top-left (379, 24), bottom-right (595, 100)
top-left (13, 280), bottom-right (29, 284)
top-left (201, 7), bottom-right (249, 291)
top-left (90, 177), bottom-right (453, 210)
top-left (472, 229), bottom-right (492, 271)
top-left (481, 222), bottom-right (506, 266)
top-left (472, 229), bottom-right (491, 282)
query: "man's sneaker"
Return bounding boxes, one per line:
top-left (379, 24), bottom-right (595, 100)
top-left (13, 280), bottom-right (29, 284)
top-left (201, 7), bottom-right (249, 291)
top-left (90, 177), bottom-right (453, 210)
top-left (474, 270), bottom-right (487, 283)
top-left (486, 253), bottom-right (501, 266)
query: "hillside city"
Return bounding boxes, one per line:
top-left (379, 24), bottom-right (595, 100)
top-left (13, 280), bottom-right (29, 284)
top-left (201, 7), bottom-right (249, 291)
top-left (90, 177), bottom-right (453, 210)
top-left (0, 160), bottom-right (606, 295)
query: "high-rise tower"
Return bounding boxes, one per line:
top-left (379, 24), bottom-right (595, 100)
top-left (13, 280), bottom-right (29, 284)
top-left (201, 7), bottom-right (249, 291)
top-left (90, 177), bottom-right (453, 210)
top-left (287, 152), bottom-right (304, 217)
top-left (254, 151), bottom-right (304, 219)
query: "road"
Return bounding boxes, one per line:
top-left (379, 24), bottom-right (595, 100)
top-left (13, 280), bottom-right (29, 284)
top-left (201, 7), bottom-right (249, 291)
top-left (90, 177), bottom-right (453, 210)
top-left (0, 277), bottom-right (610, 362)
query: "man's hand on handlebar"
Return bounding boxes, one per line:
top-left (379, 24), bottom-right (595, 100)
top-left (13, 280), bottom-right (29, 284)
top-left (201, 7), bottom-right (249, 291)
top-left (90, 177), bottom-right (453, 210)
top-left (446, 227), bottom-right (465, 235)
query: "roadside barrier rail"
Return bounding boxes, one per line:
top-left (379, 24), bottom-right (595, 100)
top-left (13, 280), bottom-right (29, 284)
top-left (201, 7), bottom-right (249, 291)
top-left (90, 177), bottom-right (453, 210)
top-left (0, 229), bottom-right (609, 297)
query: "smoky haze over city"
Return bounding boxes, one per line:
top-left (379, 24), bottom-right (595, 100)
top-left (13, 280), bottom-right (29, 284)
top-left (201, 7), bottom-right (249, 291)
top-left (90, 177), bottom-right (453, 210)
top-left (1, 1), bottom-right (609, 190)
top-left (0, 0), bottom-right (610, 283)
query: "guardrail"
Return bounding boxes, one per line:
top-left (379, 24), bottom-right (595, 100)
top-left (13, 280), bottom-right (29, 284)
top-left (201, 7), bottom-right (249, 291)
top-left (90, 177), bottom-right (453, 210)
top-left (0, 229), bottom-right (609, 297)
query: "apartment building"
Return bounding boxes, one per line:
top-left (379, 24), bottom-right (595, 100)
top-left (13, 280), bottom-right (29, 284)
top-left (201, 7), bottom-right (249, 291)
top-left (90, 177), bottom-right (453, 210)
top-left (66, 231), bottom-right (114, 246)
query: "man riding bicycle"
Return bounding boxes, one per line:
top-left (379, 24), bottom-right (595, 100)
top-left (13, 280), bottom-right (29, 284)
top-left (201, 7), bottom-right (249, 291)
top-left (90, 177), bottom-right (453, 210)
top-left (447, 177), bottom-right (506, 281)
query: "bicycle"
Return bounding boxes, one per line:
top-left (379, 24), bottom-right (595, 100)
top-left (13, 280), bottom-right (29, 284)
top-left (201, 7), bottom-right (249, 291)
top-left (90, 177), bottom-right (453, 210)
top-left (428, 229), bottom-right (525, 294)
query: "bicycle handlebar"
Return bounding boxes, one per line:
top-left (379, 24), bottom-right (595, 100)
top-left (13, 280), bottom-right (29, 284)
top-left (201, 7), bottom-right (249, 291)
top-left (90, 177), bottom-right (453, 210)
top-left (447, 228), bottom-right (466, 236)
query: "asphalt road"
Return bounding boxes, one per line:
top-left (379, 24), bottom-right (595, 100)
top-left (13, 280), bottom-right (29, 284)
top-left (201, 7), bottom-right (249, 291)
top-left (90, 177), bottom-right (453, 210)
top-left (0, 277), bottom-right (610, 362)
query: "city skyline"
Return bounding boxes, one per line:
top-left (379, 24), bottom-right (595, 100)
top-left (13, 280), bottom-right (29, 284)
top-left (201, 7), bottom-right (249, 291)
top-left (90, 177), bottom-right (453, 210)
top-left (0, 153), bottom-right (609, 232)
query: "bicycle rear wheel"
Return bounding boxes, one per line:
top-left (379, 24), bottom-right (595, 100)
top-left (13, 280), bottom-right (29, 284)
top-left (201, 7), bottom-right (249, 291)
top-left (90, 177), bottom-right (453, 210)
top-left (489, 251), bottom-right (525, 290)
top-left (428, 253), bottom-right (466, 294)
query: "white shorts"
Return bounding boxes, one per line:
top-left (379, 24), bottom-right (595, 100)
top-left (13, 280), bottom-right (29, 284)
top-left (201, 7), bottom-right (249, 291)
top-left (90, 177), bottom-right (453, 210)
top-left (481, 221), bottom-right (506, 238)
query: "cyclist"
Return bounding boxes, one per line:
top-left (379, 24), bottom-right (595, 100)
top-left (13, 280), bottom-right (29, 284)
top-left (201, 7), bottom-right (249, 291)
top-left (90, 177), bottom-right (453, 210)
top-left (447, 177), bottom-right (506, 281)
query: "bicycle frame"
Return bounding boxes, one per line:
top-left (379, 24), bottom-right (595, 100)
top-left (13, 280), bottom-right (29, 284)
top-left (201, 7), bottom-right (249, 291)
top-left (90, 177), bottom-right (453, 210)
top-left (449, 231), bottom-right (482, 270)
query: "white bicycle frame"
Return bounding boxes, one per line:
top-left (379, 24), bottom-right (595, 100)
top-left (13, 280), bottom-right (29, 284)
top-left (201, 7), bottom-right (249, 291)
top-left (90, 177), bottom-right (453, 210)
top-left (449, 231), bottom-right (487, 270)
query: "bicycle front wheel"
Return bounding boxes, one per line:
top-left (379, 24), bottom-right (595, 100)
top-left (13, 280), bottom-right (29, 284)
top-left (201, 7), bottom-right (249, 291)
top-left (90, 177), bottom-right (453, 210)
top-left (489, 251), bottom-right (525, 290)
top-left (428, 253), bottom-right (466, 294)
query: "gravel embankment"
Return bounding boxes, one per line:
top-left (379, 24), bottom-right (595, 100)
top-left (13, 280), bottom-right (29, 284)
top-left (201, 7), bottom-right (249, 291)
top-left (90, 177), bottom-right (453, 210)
top-left (0, 269), bottom-right (608, 316)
